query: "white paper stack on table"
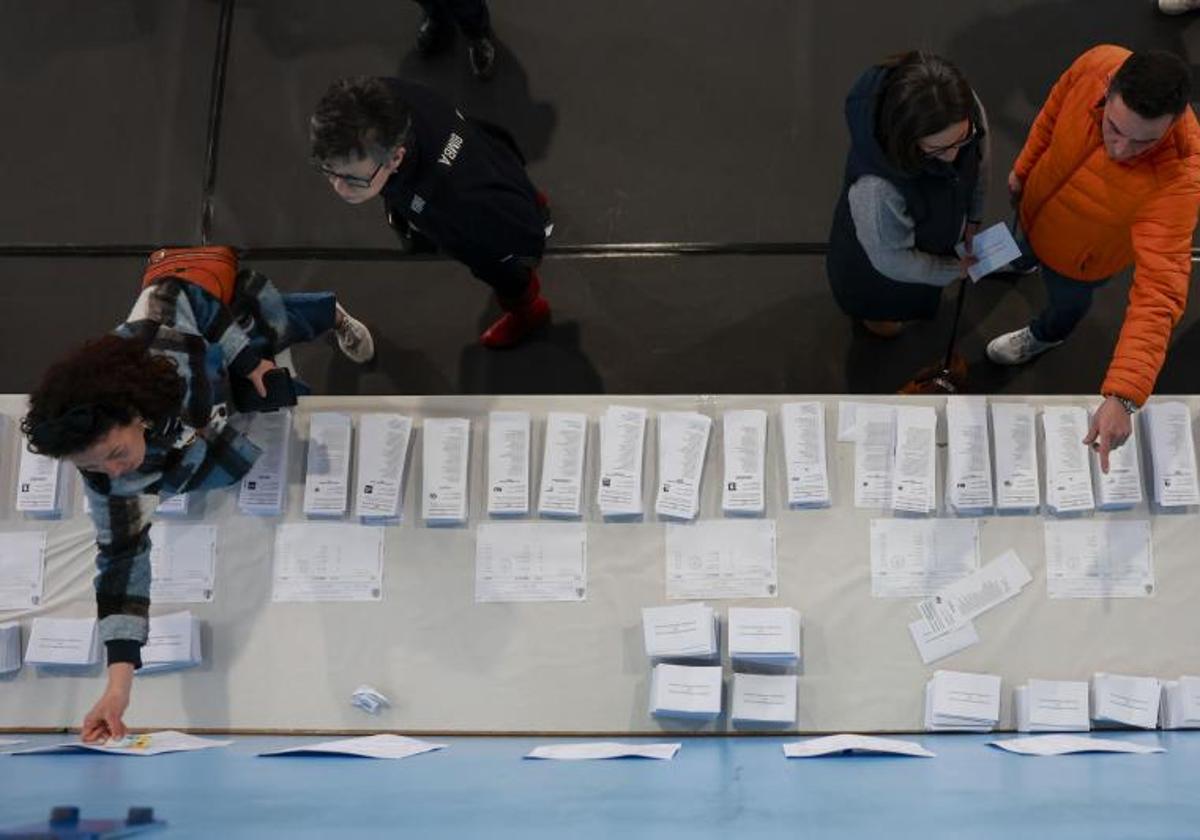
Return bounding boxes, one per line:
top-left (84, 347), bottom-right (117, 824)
top-left (1092, 411), bottom-right (1143, 509)
top-left (148, 522), bottom-right (217, 604)
top-left (870, 518), bottom-right (980, 598)
top-left (642, 603), bottom-right (719, 661)
top-left (989, 734), bottom-right (1164, 756)
top-left (155, 493), bottom-right (190, 516)
top-left (1143, 401), bottom-right (1200, 508)
top-left (649, 663), bottom-right (723, 720)
top-left (1092, 673), bottom-right (1160, 729)
top-left (954, 222), bottom-right (1023, 282)
top-left (781, 402), bottom-right (830, 508)
top-left (722, 409), bottom-right (767, 516)
top-left (474, 522), bottom-right (587, 603)
top-left (925, 670), bottom-right (1001, 732)
top-left (271, 523), bottom-right (385, 602)
top-left (260, 734), bottom-right (445, 760)
top-left (0, 621), bottom-right (21, 674)
top-left (991, 402), bottom-right (1040, 512)
top-left (655, 411), bottom-right (712, 521)
top-left (783, 734), bottom-right (935, 759)
top-left (731, 673), bottom-right (797, 724)
top-left (15, 447), bottom-right (65, 516)
top-left (853, 404), bottom-right (897, 508)
top-left (302, 412), bottom-right (352, 518)
top-left (1014, 679), bottom-right (1090, 732)
top-left (892, 405), bottom-right (937, 514)
top-left (487, 411), bottom-right (530, 516)
top-left (354, 413), bottom-right (413, 523)
top-left (25, 617), bottom-right (99, 668)
top-left (945, 396), bottom-right (993, 514)
top-left (526, 742), bottom-right (681, 761)
top-left (0, 531), bottom-right (46, 610)
top-left (238, 410), bottom-right (292, 516)
top-left (665, 519), bottom-right (778, 600)
top-left (422, 417), bottom-right (470, 525)
top-left (597, 406), bottom-right (647, 518)
top-left (13, 731), bottom-right (231, 757)
top-left (138, 611), bottom-right (202, 674)
top-left (537, 411), bottom-right (587, 519)
top-left (1160, 676), bottom-right (1200, 730)
top-left (1042, 406), bottom-right (1095, 514)
top-left (728, 607), bottom-right (801, 666)
top-left (1043, 520), bottom-right (1154, 599)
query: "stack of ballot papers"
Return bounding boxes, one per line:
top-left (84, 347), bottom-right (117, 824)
top-left (487, 411), bottom-right (531, 516)
top-left (727, 607), bottom-right (801, 666)
top-left (537, 412), bottom-right (587, 518)
top-left (924, 670), bottom-right (1001, 732)
top-left (989, 735), bottom-right (1164, 757)
top-left (1014, 679), bottom-right (1090, 732)
top-left (642, 603), bottom-right (719, 660)
top-left (649, 663), bottom-right (723, 720)
top-left (0, 531), bottom-right (47, 610)
top-left (1160, 677), bottom-right (1200, 730)
top-left (138, 611), bottom-right (202, 674)
top-left (945, 396), bottom-right (994, 514)
top-left (655, 411), bottom-right (712, 521)
top-left (354, 413), bottom-right (413, 522)
top-left (597, 405), bottom-right (647, 517)
top-left (238, 410), bottom-right (292, 516)
top-left (155, 493), bottom-right (190, 516)
top-left (260, 734), bottom-right (445, 760)
top-left (0, 621), bottom-right (21, 674)
top-left (891, 405), bottom-right (937, 514)
top-left (25, 617), bottom-right (99, 668)
top-left (526, 742), bottom-right (681, 761)
top-left (722, 409), bottom-right (767, 515)
top-left (15, 447), bottom-right (65, 516)
top-left (731, 673), bottom-right (797, 724)
top-left (991, 402), bottom-right (1040, 511)
top-left (853, 404), bottom-right (897, 508)
top-left (780, 402), bottom-right (830, 508)
top-left (1092, 673), bottom-right (1160, 729)
top-left (1143, 401), bottom-right (1200, 508)
top-left (783, 734), bottom-right (935, 759)
top-left (13, 731), bottom-right (231, 756)
top-left (1092, 413), bottom-right (1143, 509)
top-left (1042, 406), bottom-right (1095, 514)
top-left (303, 412), bottom-right (352, 518)
top-left (422, 417), bottom-right (471, 525)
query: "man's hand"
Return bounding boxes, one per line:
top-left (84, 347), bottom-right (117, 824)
top-left (1007, 170), bottom-right (1024, 208)
top-left (81, 662), bottom-right (134, 743)
top-left (1083, 396), bottom-right (1133, 474)
top-left (246, 359), bottom-right (278, 399)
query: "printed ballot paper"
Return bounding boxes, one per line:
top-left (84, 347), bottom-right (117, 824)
top-left (870, 518), bottom-right (980, 598)
top-left (422, 417), bottom-right (470, 524)
top-left (781, 402), bottom-right (830, 508)
top-left (1092, 411), bottom-right (1143, 509)
top-left (665, 519), bottom-right (777, 600)
top-left (954, 221), bottom-right (1022, 282)
top-left (854, 404), bottom-right (896, 508)
top-left (925, 670), bottom-right (1001, 732)
top-left (1092, 673), bottom-right (1161, 729)
top-left (148, 522), bottom-right (217, 604)
top-left (989, 735), bottom-right (1163, 757)
top-left (0, 621), bottom-right (22, 674)
top-left (1043, 520), bottom-right (1154, 598)
top-left (722, 409), bottom-right (767, 515)
top-left (260, 735), bottom-right (445, 760)
top-left (945, 396), bottom-right (993, 514)
top-left (732, 673), bottom-right (797, 724)
top-left (892, 406), bottom-right (937, 514)
top-left (908, 617), bottom-right (979, 665)
top-left (649, 663), bottom-right (723, 720)
top-left (15, 448), bottom-right (64, 516)
top-left (913, 550), bottom-right (1032, 639)
top-left (1160, 676), bottom-right (1200, 730)
top-left (597, 406), bottom-right (647, 517)
top-left (1042, 406), bottom-right (1095, 514)
top-left (354, 413), bottom-right (412, 522)
top-left (991, 402), bottom-right (1040, 511)
top-left (14, 731), bottom-right (232, 757)
top-left (783, 734), bottom-right (935, 759)
top-left (526, 742), bottom-right (681, 761)
top-left (1143, 401), bottom-right (1200, 507)
top-left (538, 412), bottom-right (587, 518)
top-left (655, 411), bottom-right (712, 521)
top-left (728, 607), bottom-right (801, 666)
top-left (487, 411), bottom-right (531, 516)
top-left (303, 412), bottom-right (352, 518)
top-left (0, 531), bottom-right (46, 610)
top-left (642, 603), bottom-right (719, 660)
top-left (139, 611), bottom-right (201, 674)
top-left (25, 617), bottom-right (99, 667)
top-left (474, 522), bottom-right (587, 603)
top-left (271, 523), bottom-right (385, 602)
top-left (1014, 679), bottom-right (1090, 732)
top-left (155, 492), bottom-right (189, 516)
top-left (238, 409), bottom-right (292, 516)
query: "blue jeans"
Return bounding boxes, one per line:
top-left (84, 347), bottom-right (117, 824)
top-left (1012, 227), bottom-right (1112, 343)
top-left (242, 291), bottom-right (337, 397)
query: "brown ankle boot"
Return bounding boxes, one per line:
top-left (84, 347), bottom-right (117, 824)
top-left (862, 319), bottom-right (905, 338)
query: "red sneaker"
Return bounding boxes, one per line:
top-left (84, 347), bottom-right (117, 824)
top-left (479, 272), bottom-right (552, 348)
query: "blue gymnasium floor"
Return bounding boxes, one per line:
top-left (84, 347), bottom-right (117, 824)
top-left (1, 732), bottom-right (1197, 839)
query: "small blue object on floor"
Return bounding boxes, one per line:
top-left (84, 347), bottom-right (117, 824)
top-left (0, 805), bottom-right (164, 839)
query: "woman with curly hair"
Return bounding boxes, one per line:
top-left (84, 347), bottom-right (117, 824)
top-left (22, 258), bottom-right (373, 743)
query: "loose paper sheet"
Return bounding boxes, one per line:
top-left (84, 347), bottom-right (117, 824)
top-left (783, 734), bottom-right (935, 759)
top-left (526, 742), bottom-right (680, 761)
top-left (955, 221), bottom-right (1022, 281)
top-left (665, 519), bottom-right (777, 600)
top-left (148, 523), bottom-right (217, 604)
top-left (272, 523), bottom-right (385, 602)
top-left (475, 522), bottom-right (587, 602)
top-left (13, 731), bottom-right (232, 757)
top-left (260, 734), bottom-right (446, 760)
top-left (869, 519), bottom-right (980, 598)
top-left (0, 531), bottom-right (46, 609)
top-left (908, 617), bottom-right (979, 665)
top-left (989, 735), bottom-right (1163, 756)
top-left (914, 549), bottom-right (1032, 637)
top-left (1043, 520), bottom-right (1154, 598)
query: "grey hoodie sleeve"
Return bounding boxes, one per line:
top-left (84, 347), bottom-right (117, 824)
top-left (847, 175), bottom-right (963, 287)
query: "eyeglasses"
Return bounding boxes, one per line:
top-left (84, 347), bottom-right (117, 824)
top-left (921, 123), bottom-right (976, 159)
top-left (315, 159), bottom-right (386, 189)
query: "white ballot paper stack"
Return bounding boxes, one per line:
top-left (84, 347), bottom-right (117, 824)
top-left (597, 406), bottom-right (647, 518)
top-left (155, 493), bottom-right (190, 516)
top-left (0, 531), bottom-right (47, 610)
top-left (732, 673), bottom-right (797, 724)
top-left (924, 670), bottom-right (1001, 732)
top-left (783, 734), bottom-right (935, 759)
top-left (139, 611), bottom-right (202, 674)
top-left (526, 742), bottom-right (681, 761)
top-left (892, 406), bottom-right (937, 514)
top-left (422, 417), bottom-right (471, 525)
top-left (1160, 676), bottom-right (1200, 730)
top-left (854, 404), bottom-right (896, 508)
top-left (1014, 679), bottom-right (1090, 732)
top-left (1092, 412), bottom-right (1143, 509)
top-left (781, 402), bottom-right (830, 508)
top-left (1043, 520), bottom-right (1154, 598)
top-left (239, 409), bottom-right (292, 516)
top-left (954, 222), bottom-right (1023, 282)
top-left (870, 518), bottom-right (980, 598)
top-left (260, 734), bottom-right (445, 760)
top-left (15, 448), bottom-right (64, 516)
top-left (24, 617), bottom-right (99, 668)
top-left (1143, 401), bottom-right (1200, 508)
top-left (302, 412), bottom-right (352, 518)
top-left (474, 522), bottom-right (587, 603)
top-left (989, 735), bottom-right (1164, 757)
top-left (538, 412), bottom-right (587, 518)
top-left (655, 411), bottom-right (712, 521)
top-left (665, 519), bottom-right (778, 600)
top-left (642, 603), bottom-right (719, 660)
top-left (14, 731), bottom-right (231, 757)
top-left (0, 622), bottom-right (21, 674)
top-left (272, 523), bottom-right (385, 602)
top-left (945, 396), bottom-right (994, 514)
top-left (722, 409), bottom-right (767, 515)
top-left (487, 411), bottom-right (531, 516)
top-left (991, 402), bottom-right (1040, 512)
top-left (728, 607), bottom-right (801, 666)
top-left (148, 522), bottom-right (217, 604)
top-left (354, 413), bottom-right (413, 523)
top-left (1092, 673), bottom-right (1160, 729)
top-left (649, 663), bottom-right (723, 720)
top-left (1042, 406), bottom-right (1095, 514)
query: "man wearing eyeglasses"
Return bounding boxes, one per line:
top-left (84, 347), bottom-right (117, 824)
top-left (987, 46), bottom-right (1200, 472)
top-left (310, 77), bottom-right (552, 349)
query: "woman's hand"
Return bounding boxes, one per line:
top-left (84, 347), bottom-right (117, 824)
top-left (81, 662), bottom-right (134, 743)
top-left (246, 359), bottom-right (279, 399)
top-left (959, 222), bottom-right (980, 278)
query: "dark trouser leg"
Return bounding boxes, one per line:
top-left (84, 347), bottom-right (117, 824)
top-left (470, 256), bottom-right (549, 348)
top-left (1028, 263), bottom-right (1110, 343)
top-left (443, 0), bottom-right (490, 37)
top-left (470, 256), bottom-right (535, 300)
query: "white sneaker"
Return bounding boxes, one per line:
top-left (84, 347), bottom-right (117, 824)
top-left (986, 326), bottom-right (1062, 365)
top-left (1159, 0), bottom-right (1200, 13)
top-left (334, 304), bottom-right (375, 364)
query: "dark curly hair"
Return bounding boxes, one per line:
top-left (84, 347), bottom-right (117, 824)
top-left (309, 76), bottom-right (413, 164)
top-left (21, 335), bottom-right (184, 458)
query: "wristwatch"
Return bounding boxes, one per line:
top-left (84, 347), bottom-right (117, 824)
top-left (1107, 394), bottom-right (1139, 415)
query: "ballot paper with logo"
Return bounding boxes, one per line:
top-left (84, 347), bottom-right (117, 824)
top-left (641, 602), bottom-right (719, 660)
top-left (13, 731), bottom-right (232, 757)
top-left (945, 396), bottom-right (994, 514)
top-left (15, 447), bottom-right (64, 516)
top-left (732, 673), bottom-right (797, 724)
top-left (260, 734), bottom-right (446, 760)
top-left (781, 402), bottom-right (830, 508)
top-left (422, 417), bottom-right (470, 525)
top-left (138, 611), bottom-right (202, 674)
top-left (1142, 401), bottom-right (1200, 508)
top-left (302, 412), bottom-right (352, 518)
top-left (655, 411), bottom-right (712, 521)
top-left (24, 617), bottom-right (99, 667)
top-left (722, 409), bottom-right (766, 515)
top-left (991, 402), bottom-right (1040, 512)
top-left (474, 522), bottom-right (587, 603)
top-left (155, 493), bottom-right (190, 516)
top-left (911, 549), bottom-right (1032, 641)
top-left (1014, 679), bottom-right (1090, 732)
top-left (727, 607), bottom-right (801, 666)
top-left (1160, 676), bottom-right (1200, 730)
top-left (665, 519), bottom-right (777, 600)
top-left (783, 734), bottom-right (935, 759)
top-left (1090, 412), bottom-right (1143, 510)
top-left (989, 735), bottom-right (1164, 756)
top-left (271, 523), bottom-right (385, 602)
top-left (526, 742), bottom-right (681, 761)
top-left (892, 406), bottom-right (937, 514)
top-left (487, 411), bottom-right (530, 516)
top-left (597, 406), bottom-right (647, 517)
top-left (147, 522), bottom-right (217, 604)
top-left (1092, 673), bottom-right (1160, 729)
top-left (1042, 406), bottom-right (1095, 514)
top-left (869, 518), bottom-right (980, 598)
top-left (0, 622), bottom-right (21, 674)
top-left (854, 404), bottom-right (896, 508)
top-left (354, 413), bottom-right (413, 522)
top-left (1043, 520), bottom-right (1154, 598)
top-left (537, 412), bottom-right (587, 518)
top-left (0, 531), bottom-right (46, 610)
top-left (925, 670), bottom-right (1001, 732)
top-left (238, 409), bottom-right (292, 516)
top-left (649, 663), bottom-right (723, 720)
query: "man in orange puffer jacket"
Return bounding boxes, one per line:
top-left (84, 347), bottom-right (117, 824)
top-left (987, 46), bottom-right (1200, 472)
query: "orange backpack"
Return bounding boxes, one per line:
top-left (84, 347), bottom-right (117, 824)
top-left (141, 246), bottom-right (238, 306)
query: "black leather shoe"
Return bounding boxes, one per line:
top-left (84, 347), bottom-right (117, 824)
top-left (468, 35), bottom-right (496, 79)
top-left (416, 14), bottom-right (452, 56)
